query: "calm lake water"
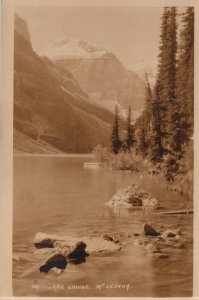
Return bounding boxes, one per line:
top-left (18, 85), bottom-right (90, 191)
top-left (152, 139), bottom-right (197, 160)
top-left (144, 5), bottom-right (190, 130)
top-left (13, 155), bottom-right (193, 297)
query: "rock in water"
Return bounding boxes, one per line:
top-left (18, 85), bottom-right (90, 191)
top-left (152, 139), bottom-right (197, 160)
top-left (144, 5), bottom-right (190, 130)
top-left (35, 233), bottom-right (57, 248)
top-left (144, 224), bottom-right (160, 237)
top-left (162, 230), bottom-right (177, 238)
top-left (40, 253), bottom-right (67, 273)
top-left (101, 233), bottom-right (114, 242)
top-left (66, 242), bottom-right (89, 263)
top-left (35, 238), bottom-right (55, 249)
top-left (106, 184), bottom-right (158, 209)
top-left (101, 233), bottom-right (121, 243)
top-left (158, 254), bottom-right (169, 259)
top-left (34, 232), bottom-right (121, 253)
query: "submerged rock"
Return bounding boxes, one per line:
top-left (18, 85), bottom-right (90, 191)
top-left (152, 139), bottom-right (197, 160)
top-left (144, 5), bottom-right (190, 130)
top-left (101, 233), bottom-right (114, 242)
top-left (106, 184), bottom-right (158, 209)
top-left (144, 224), bottom-right (160, 237)
top-left (101, 233), bottom-right (120, 244)
top-left (34, 232), bottom-right (121, 254)
top-left (133, 233), bottom-right (140, 237)
top-left (56, 237), bottom-right (121, 253)
top-left (158, 254), bottom-right (169, 259)
top-left (162, 230), bottom-right (177, 238)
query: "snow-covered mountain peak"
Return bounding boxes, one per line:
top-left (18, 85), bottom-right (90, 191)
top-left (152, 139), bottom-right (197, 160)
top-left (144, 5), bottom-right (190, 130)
top-left (39, 37), bottom-right (109, 60)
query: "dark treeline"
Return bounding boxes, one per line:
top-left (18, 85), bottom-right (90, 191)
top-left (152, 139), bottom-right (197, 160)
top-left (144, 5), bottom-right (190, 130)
top-left (136, 7), bottom-right (194, 167)
top-left (110, 7), bottom-right (194, 181)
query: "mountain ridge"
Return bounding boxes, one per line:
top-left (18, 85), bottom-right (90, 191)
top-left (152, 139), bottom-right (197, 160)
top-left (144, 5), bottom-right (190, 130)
top-left (41, 36), bottom-right (145, 111)
top-left (14, 14), bottom-right (114, 154)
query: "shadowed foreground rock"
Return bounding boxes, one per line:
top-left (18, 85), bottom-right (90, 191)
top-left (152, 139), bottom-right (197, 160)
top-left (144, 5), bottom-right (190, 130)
top-left (39, 242), bottom-right (89, 273)
top-left (144, 224), bottom-right (160, 237)
top-left (40, 253), bottom-right (67, 273)
top-left (66, 241), bottom-right (89, 263)
top-left (106, 184), bottom-right (158, 209)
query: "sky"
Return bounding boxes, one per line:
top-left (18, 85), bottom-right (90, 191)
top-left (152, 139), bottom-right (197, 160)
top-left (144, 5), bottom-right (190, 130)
top-left (15, 6), bottom-right (163, 72)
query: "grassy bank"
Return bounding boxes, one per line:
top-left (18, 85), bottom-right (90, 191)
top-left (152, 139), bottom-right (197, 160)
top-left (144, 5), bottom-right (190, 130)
top-left (93, 144), bottom-right (151, 172)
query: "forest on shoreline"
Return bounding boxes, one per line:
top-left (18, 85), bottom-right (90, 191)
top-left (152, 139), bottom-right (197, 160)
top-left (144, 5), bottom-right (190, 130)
top-left (94, 7), bottom-right (194, 202)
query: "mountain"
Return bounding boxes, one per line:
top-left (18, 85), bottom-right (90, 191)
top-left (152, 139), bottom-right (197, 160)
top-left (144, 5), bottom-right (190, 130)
top-left (40, 37), bottom-right (107, 60)
top-left (14, 15), bottom-right (114, 154)
top-left (40, 38), bottom-right (145, 112)
top-left (131, 58), bottom-right (158, 87)
top-left (14, 14), bottom-right (31, 43)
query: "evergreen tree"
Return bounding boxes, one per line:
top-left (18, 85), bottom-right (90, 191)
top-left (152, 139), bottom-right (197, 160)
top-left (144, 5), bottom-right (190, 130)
top-left (154, 7), bottom-right (179, 158)
top-left (135, 74), bottom-right (152, 158)
top-left (138, 129), bottom-right (148, 159)
top-left (111, 105), bottom-right (122, 154)
top-left (149, 83), bottom-right (164, 162)
top-left (165, 7), bottom-right (180, 154)
top-left (155, 7), bottom-right (171, 154)
top-left (144, 73), bottom-right (153, 146)
top-left (177, 7), bottom-right (194, 145)
top-left (136, 6), bottom-right (194, 172)
top-left (126, 106), bottom-right (135, 151)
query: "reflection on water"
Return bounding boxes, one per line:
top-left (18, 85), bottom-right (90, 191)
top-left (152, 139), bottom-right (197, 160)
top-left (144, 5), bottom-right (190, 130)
top-left (13, 155), bottom-right (193, 297)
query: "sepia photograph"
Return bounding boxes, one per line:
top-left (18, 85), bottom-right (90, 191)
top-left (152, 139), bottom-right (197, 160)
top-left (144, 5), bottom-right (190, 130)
top-left (0, 0), bottom-right (197, 298)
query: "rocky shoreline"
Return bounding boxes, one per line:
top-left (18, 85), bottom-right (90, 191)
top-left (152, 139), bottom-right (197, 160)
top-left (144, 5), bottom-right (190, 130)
top-left (13, 184), bottom-right (192, 278)
top-left (13, 221), bottom-right (190, 277)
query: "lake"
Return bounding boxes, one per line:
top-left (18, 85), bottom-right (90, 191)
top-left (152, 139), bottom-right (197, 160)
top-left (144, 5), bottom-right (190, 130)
top-left (13, 155), bottom-right (193, 297)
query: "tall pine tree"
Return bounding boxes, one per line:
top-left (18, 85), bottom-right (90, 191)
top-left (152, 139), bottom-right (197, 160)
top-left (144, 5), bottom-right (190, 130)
top-left (177, 7), bottom-right (194, 145)
top-left (136, 74), bottom-right (152, 158)
top-left (166, 7), bottom-right (180, 155)
top-left (138, 129), bottom-right (148, 159)
top-left (154, 7), bottom-right (179, 159)
top-left (136, 6), bottom-right (194, 170)
top-left (149, 82), bottom-right (164, 162)
top-left (126, 106), bottom-right (135, 152)
top-left (144, 73), bottom-right (153, 146)
top-left (155, 7), bottom-right (171, 156)
top-left (111, 105), bottom-right (122, 154)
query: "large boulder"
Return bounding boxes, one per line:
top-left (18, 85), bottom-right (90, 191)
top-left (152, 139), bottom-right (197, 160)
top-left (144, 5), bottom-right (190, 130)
top-left (106, 184), bottom-right (158, 209)
top-left (39, 242), bottom-right (89, 273)
top-left (34, 232), bottom-right (121, 254)
top-left (40, 252), bottom-right (67, 273)
top-left (66, 242), bottom-right (89, 263)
